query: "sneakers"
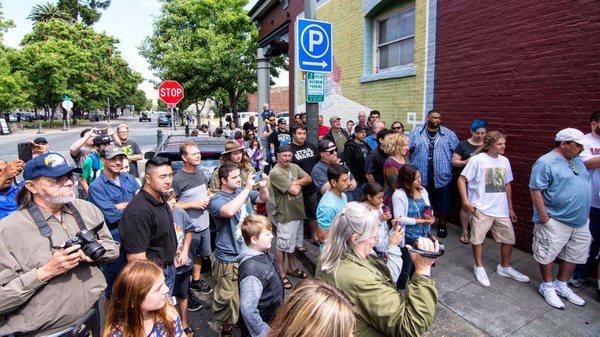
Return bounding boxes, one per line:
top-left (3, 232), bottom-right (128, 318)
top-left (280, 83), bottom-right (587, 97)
top-left (539, 284), bottom-right (565, 309)
top-left (188, 294), bottom-right (203, 312)
top-left (473, 266), bottom-right (490, 287)
top-left (437, 224), bottom-right (448, 238)
top-left (496, 265), bottom-right (530, 283)
top-left (567, 277), bottom-right (583, 288)
top-left (555, 284), bottom-right (586, 306)
top-left (191, 279), bottom-right (213, 295)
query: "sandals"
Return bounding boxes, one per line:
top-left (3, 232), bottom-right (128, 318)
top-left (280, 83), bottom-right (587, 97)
top-left (459, 234), bottom-right (469, 245)
top-left (286, 269), bottom-right (308, 279)
top-left (297, 246), bottom-right (307, 253)
top-left (282, 277), bottom-right (293, 289)
top-left (310, 238), bottom-right (320, 246)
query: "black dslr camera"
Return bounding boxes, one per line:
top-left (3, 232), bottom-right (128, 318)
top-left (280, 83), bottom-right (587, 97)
top-left (64, 229), bottom-right (106, 261)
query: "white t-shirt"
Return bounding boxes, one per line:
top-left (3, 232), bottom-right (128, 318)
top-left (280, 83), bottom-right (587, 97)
top-left (580, 133), bottom-right (600, 209)
top-left (460, 153), bottom-right (513, 217)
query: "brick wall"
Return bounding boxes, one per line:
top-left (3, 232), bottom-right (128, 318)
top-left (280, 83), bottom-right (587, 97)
top-left (435, 0), bottom-right (600, 251)
top-left (247, 86), bottom-right (290, 113)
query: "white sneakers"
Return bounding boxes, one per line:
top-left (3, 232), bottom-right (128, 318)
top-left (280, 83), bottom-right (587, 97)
top-left (473, 265), bottom-right (530, 287)
top-left (539, 282), bottom-right (586, 309)
top-left (473, 266), bottom-right (490, 286)
top-left (496, 265), bottom-right (530, 283)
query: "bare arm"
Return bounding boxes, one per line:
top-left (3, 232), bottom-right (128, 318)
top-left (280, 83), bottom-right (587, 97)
top-left (319, 181), bottom-right (331, 195)
top-left (80, 178), bottom-right (89, 194)
top-left (316, 226), bottom-right (328, 244)
top-left (505, 183), bottom-right (517, 222)
top-left (219, 187), bottom-right (253, 218)
top-left (69, 131), bottom-right (94, 157)
top-left (128, 154), bottom-right (143, 162)
top-left (530, 189), bottom-right (550, 224)
top-left (175, 199), bottom-right (208, 210)
top-left (451, 153), bottom-right (468, 168)
top-left (584, 157), bottom-right (600, 169)
top-left (365, 174), bottom-right (375, 183)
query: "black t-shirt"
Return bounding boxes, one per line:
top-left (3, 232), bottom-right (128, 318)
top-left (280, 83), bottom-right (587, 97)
top-left (365, 148), bottom-right (387, 186)
top-left (454, 139), bottom-right (480, 161)
top-left (119, 189), bottom-right (177, 266)
top-left (267, 129), bottom-right (291, 154)
top-left (243, 122), bottom-right (255, 132)
top-left (290, 141), bottom-right (319, 193)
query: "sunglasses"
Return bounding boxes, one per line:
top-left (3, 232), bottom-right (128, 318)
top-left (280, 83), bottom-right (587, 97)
top-left (327, 149), bottom-right (337, 155)
top-left (392, 126), bottom-right (402, 130)
top-left (567, 161), bottom-right (579, 176)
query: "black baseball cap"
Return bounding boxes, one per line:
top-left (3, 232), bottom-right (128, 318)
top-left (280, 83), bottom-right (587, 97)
top-left (93, 135), bottom-right (111, 146)
top-left (354, 124), bottom-right (369, 133)
top-left (318, 140), bottom-right (337, 152)
top-left (278, 144), bottom-right (293, 154)
top-left (33, 137), bottom-right (48, 144)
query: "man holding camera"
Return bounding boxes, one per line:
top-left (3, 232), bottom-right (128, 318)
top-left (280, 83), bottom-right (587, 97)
top-left (0, 152), bottom-right (118, 336)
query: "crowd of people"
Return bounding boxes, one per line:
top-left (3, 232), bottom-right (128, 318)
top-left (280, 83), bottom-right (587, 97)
top-left (0, 108), bottom-right (598, 337)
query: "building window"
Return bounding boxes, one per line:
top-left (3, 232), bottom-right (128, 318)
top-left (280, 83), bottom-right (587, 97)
top-left (375, 5), bottom-right (415, 72)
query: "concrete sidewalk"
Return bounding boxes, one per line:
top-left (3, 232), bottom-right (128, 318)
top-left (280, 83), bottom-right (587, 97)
top-left (298, 225), bottom-right (600, 337)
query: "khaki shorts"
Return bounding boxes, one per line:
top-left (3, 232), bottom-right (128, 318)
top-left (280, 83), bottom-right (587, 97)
top-left (469, 210), bottom-right (515, 245)
top-left (532, 218), bottom-right (591, 265)
top-left (276, 220), bottom-right (302, 253)
top-left (211, 254), bottom-right (239, 325)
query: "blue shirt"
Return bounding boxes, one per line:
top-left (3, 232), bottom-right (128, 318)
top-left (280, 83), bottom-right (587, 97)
top-left (529, 151), bottom-right (591, 227)
top-left (365, 135), bottom-right (378, 150)
top-left (0, 181), bottom-right (23, 220)
top-left (208, 188), bottom-right (259, 263)
top-left (316, 191), bottom-right (347, 249)
top-left (408, 125), bottom-right (459, 188)
top-left (88, 172), bottom-right (140, 226)
top-left (405, 197), bottom-right (431, 240)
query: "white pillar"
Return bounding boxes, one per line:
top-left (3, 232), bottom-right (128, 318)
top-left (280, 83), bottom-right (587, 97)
top-left (257, 46), bottom-right (270, 136)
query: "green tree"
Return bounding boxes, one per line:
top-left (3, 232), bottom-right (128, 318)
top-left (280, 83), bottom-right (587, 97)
top-left (0, 4), bottom-right (30, 113)
top-left (27, 2), bottom-right (70, 23)
top-left (58, 0), bottom-right (111, 26)
top-left (141, 0), bottom-right (286, 125)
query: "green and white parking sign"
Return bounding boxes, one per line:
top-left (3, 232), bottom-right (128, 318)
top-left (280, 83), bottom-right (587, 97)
top-left (306, 72), bottom-right (325, 103)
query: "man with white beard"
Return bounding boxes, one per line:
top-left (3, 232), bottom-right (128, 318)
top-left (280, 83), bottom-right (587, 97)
top-left (0, 152), bottom-right (118, 336)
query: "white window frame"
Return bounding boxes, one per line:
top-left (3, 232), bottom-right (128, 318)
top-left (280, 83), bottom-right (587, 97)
top-left (373, 4), bottom-right (416, 73)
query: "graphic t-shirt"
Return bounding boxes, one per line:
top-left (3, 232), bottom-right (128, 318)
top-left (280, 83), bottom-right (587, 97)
top-left (120, 140), bottom-right (142, 177)
top-left (172, 168), bottom-right (210, 231)
top-left (268, 129), bottom-right (291, 154)
top-left (290, 142), bottom-right (319, 193)
top-left (208, 188), bottom-right (259, 263)
top-left (172, 207), bottom-right (195, 273)
top-left (460, 153), bottom-right (513, 217)
top-left (269, 163), bottom-right (308, 223)
top-left (580, 133), bottom-right (600, 209)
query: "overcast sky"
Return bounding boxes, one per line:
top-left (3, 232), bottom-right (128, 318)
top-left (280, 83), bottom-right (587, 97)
top-left (2, 0), bottom-right (286, 102)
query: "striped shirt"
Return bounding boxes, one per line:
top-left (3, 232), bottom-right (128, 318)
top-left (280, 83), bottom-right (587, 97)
top-left (408, 125), bottom-right (459, 188)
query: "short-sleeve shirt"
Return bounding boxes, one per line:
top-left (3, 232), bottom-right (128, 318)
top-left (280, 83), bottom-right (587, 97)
top-left (0, 181), bottom-right (23, 220)
top-left (580, 133), bottom-right (600, 209)
top-left (460, 153), bottom-right (513, 217)
top-left (243, 122), bottom-right (255, 132)
top-left (454, 139), bottom-right (480, 161)
top-left (208, 188), bottom-right (259, 263)
top-left (119, 189), bottom-right (177, 265)
top-left (172, 168), bottom-right (210, 232)
top-left (268, 130), bottom-right (291, 154)
top-left (311, 161), bottom-right (330, 192)
top-left (120, 140), bottom-right (142, 177)
top-left (71, 146), bottom-right (93, 167)
top-left (316, 191), bottom-right (347, 248)
top-left (269, 163), bottom-right (308, 223)
top-left (172, 207), bottom-right (195, 273)
top-left (81, 153), bottom-right (104, 185)
top-left (529, 150), bottom-right (590, 227)
top-left (365, 149), bottom-right (387, 186)
top-left (290, 142), bottom-right (319, 193)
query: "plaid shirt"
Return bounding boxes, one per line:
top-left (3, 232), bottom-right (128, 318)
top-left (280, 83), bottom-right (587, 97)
top-left (408, 125), bottom-right (459, 188)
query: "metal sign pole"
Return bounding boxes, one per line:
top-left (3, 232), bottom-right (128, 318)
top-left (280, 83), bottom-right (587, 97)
top-left (305, 0), bottom-right (319, 146)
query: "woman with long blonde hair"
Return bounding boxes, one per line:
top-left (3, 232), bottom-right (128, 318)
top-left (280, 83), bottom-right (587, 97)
top-left (268, 278), bottom-right (355, 337)
top-left (103, 260), bottom-right (185, 337)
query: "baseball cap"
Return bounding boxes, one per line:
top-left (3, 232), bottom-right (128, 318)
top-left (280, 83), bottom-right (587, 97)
top-left (23, 152), bottom-right (82, 180)
top-left (93, 135), bottom-right (111, 146)
top-left (278, 144), bottom-right (293, 154)
top-left (33, 137), bottom-right (48, 144)
top-left (354, 124), bottom-right (369, 133)
top-left (555, 128), bottom-right (590, 145)
top-left (101, 146), bottom-right (126, 159)
top-left (318, 140), bottom-right (337, 153)
top-left (278, 118), bottom-right (287, 125)
top-left (329, 115), bottom-right (341, 124)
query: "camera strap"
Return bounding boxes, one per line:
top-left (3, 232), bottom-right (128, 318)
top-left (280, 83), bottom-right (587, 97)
top-left (27, 202), bottom-right (87, 238)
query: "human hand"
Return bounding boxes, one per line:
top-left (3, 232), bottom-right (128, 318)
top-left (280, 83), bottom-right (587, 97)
top-left (408, 237), bottom-right (439, 276)
top-left (115, 202), bottom-right (128, 210)
top-left (193, 199), bottom-right (209, 210)
top-left (510, 210), bottom-right (517, 223)
top-left (389, 222), bottom-right (404, 246)
top-left (29, 141), bottom-right (46, 156)
top-left (175, 254), bottom-right (189, 268)
top-left (37, 245), bottom-right (82, 282)
top-left (462, 202), bottom-right (476, 214)
top-left (270, 156), bottom-right (277, 164)
top-left (245, 175), bottom-right (255, 190)
top-left (540, 213), bottom-right (550, 224)
top-left (255, 174), bottom-right (268, 189)
top-left (379, 212), bottom-right (392, 222)
top-left (1, 160), bottom-right (24, 179)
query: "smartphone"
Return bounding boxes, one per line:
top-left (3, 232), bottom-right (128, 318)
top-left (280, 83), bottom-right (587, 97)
top-left (17, 142), bottom-right (33, 163)
top-left (254, 170), bottom-right (263, 183)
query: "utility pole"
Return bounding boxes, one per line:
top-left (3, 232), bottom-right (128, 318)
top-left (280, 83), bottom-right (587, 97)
top-left (304, 0), bottom-right (319, 146)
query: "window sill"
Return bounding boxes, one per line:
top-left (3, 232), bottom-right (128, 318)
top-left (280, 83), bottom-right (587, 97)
top-left (360, 65), bottom-right (416, 83)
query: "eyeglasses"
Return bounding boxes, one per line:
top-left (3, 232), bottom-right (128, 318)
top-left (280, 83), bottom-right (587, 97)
top-left (328, 150), bottom-right (337, 155)
top-left (567, 161), bottom-right (579, 175)
top-left (43, 173), bottom-right (79, 186)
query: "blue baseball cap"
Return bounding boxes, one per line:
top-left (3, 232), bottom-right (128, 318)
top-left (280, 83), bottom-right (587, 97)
top-left (23, 152), bottom-right (82, 180)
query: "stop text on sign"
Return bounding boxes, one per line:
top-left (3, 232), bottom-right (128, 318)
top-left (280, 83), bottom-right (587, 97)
top-left (158, 80), bottom-right (185, 105)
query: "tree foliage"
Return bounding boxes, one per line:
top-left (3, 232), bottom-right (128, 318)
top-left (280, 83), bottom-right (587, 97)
top-left (0, 4), bottom-right (29, 113)
top-left (58, 0), bottom-right (111, 26)
top-left (141, 0), bottom-right (286, 123)
top-left (28, 2), bottom-right (70, 23)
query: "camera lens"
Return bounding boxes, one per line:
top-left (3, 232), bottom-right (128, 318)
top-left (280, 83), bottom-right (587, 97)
top-left (83, 242), bottom-right (106, 261)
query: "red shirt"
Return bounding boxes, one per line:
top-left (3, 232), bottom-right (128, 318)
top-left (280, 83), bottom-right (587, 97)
top-left (318, 125), bottom-right (330, 138)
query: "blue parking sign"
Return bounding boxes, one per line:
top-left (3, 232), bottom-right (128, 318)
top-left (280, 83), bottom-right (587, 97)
top-left (296, 18), bottom-right (333, 73)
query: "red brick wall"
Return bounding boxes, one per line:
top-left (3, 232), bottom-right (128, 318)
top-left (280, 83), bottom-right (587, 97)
top-left (435, 0), bottom-right (600, 251)
top-left (247, 86), bottom-right (290, 113)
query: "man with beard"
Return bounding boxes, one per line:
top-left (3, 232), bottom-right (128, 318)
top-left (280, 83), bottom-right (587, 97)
top-left (119, 157), bottom-right (178, 293)
top-left (365, 128), bottom-right (395, 186)
top-left (0, 159), bottom-right (25, 220)
top-left (0, 152), bottom-right (118, 336)
top-left (88, 146), bottom-right (140, 298)
top-left (408, 109), bottom-right (459, 238)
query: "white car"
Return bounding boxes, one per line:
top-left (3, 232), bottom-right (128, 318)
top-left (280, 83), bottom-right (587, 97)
top-left (222, 112), bottom-right (258, 128)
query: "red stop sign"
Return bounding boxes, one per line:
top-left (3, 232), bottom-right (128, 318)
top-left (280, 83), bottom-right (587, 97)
top-left (158, 80), bottom-right (184, 105)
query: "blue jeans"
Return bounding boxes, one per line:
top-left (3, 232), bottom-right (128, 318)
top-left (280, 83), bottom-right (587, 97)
top-left (163, 263), bottom-right (177, 296)
top-left (100, 227), bottom-right (126, 298)
top-left (573, 207), bottom-right (600, 280)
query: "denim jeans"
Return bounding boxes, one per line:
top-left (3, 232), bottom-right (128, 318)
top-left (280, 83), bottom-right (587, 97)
top-left (100, 227), bottom-right (126, 298)
top-left (573, 207), bottom-right (600, 280)
top-left (163, 263), bottom-right (177, 296)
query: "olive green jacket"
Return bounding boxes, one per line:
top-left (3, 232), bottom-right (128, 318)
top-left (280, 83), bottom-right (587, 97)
top-left (316, 253), bottom-right (437, 337)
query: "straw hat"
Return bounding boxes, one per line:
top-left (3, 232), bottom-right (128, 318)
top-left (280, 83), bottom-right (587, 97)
top-left (222, 140), bottom-right (245, 155)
